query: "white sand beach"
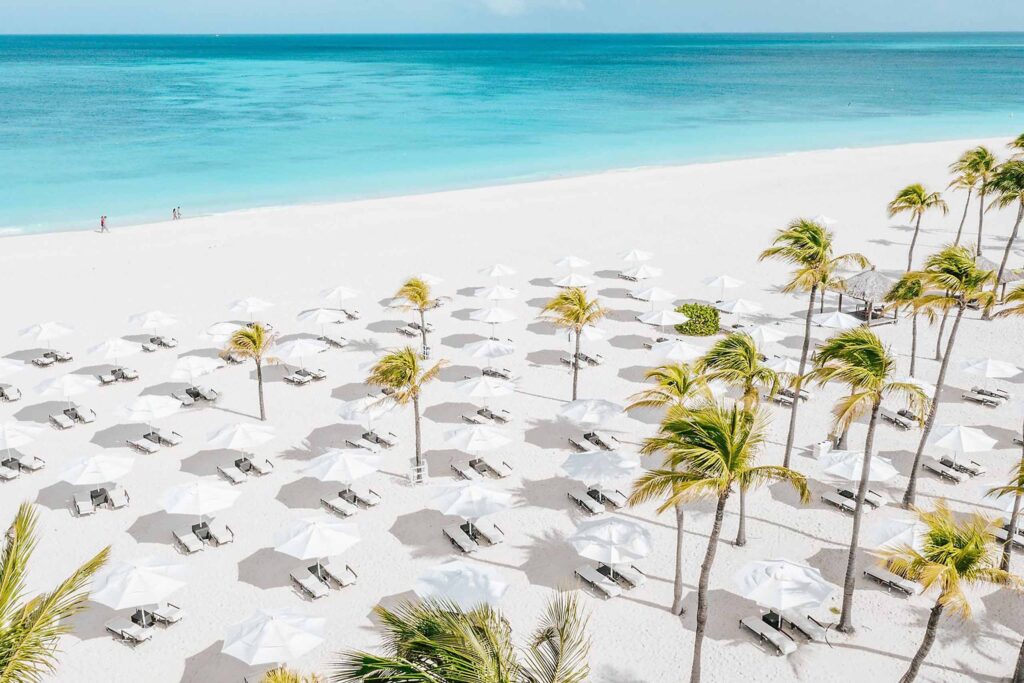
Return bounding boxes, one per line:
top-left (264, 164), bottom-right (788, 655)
top-left (2, 136), bottom-right (1023, 682)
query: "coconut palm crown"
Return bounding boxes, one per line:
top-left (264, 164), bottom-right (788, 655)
top-left (226, 322), bottom-right (277, 421)
top-left (887, 183), bottom-right (949, 271)
top-left (539, 287), bottom-right (606, 400)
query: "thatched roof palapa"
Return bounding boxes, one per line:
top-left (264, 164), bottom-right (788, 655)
top-left (829, 267), bottom-right (896, 303)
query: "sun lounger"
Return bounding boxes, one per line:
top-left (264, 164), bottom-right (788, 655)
top-left (128, 438), bottom-right (160, 454)
top-left (922, 458), bottom-right (965, 483)
top-left (591, 487), bottom-right (628, 509)
top-left (223, 352), bottom-right (245, 365)
top-left (481, 367), bottom-right (515, 381)
top-left (321, 495), bottom-right (358, 517)
top-left (290, 568), bottom-right (329, 600)
top-left (49, 413), bottom-right (75, 430)
top-left (247, 458), bottom-right (274, 475)
top-left (397, 325), bottom-right (419, 338)
top-left (73, 492), bottom-right (94, 516)
top-left (67, 406), bottom-right (96, 423)
top-left (319, 333), bottom-right (350, 348)
top-left (108, 487), bottom-right (130, 509)
top-left (618, 271), bottom-right (639, 282)
top-left (779, 610), bottom-right (829, 643)
top-left (297, 367), bottom-right (327, 381)
top-left (51, 350), bottom-right (72, 363)
top-left (207, 521), bottom-right (234, 545)
top-left (780, 387), bottom-right (812, 402)
top-left (217, 464), bottom-right (247, 485)
top-left (114, 367), bottom-right (139, 381)
top-left (821, 491), bottom-right (860, 514)
top-left (770, 393), bottom-right (795, 407)
top-left (151, 602), bottom-right (183, 625)
top-left (106, 617), bottom-right (153, 646)
top-left (560, 355), bottom-right (578, 368)
top-left (881, 409), bottom-right (913, 430)
top-left (341, 308), bottom-right (361, 320)
top-left (151, 335), bottom-right (178, 348)
top-left (0, 386), bottom-right (21, 402)
top-left (0, 465), bottom-right (19, 482)
top-left (478, 407), bottom-right (512, 424)
top-left (973, 386), bottom-right (1011, 401)
top-left (993, 527), bottom-right (1024, 549)
top-left (284, 371), bottom-right (312, 385)
top-left (898, 408), bottom-right (923, 423)
top-left (31, 355), bottom-right (55, 368)
top-left (462, 412), bottom-right (488, 425)
top-left (141, 342), bottom-right (157, 353)
top-left (173, 392), bottom-right (195, 407)
top-left (585, 431), bottom-right (620, 450)
top-left (365, 430), bottom-right (398, 448)
top-left (837, 487), bottom-right (883, 509)
top-left (577, 352), bottom-right (605, 366)
top-left (451, 462), bottom-right (482, 480)
top-left (739, 616), bottom-right (797, 655)
top-left (345, 437), bottom-right (381, 453)
top-left (346, 485), bottom-right (381, 507)
top-left (191, 385), bottom-right (219, 401)
top-left (963, 391), bottom-right (1001, 407)
top-left (863, 565), bottom-right (922, 595)
top-left (173, 528), bottom-right (204, 554)
top-left (16, 454), bottom-right (45, 472)
top-left (322, 561), bottom-right (358, 587)
top-left (599, 562), bottom-right (646, 588)
top-left (98, 371), bottom-right (117, 385)
top-left (470, 457), bottom-right (512, 478)
top-left (146, 429), bottom-right (183, 446)
top-left (567, 436), bottom-right (590, 452)
top-left (939, 456), bottom-right (985, 477)
top-left (468, 519), bottom-right (504, 545)
top-left (568, 489), bottom-right (605, 515)
top-left (575, 564), bottom-right (622, 599)
top-left (443, 524), bottom-right (478, 554)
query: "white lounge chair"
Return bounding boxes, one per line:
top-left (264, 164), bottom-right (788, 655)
top-left (972, 385), bottom-right (1011, 401)
top-left (128, 438), bottom-right (160, 454)
top-left (322, 561), bottom-right (358, 587)
top-left (568, 489), bottom-right (605, 515)
top-left (297, 367), bottom-right (327, 381)
top-left (73, 492), bottom-right (95, 516)
top-left (16, 454), bottom-right (45, 472)
top-left (152, 336), bottom-right (178, 348)
top-left (939, 456), bottom-right (985, 477)
top-left (470, 457), bottom-right (512, 478)
top-left (346, 485), bottom-right (381, 507)
top-left (67, 406), bottom-right (96, 423)
top-left (739, 616), bottom-right (797, 655)
top-left (575, 565), bottom-right (621, 599)
top-left (482, 367), bottom-right (514, 381)
top-left (779, 610), bottom-right (828, 643)
top-left (836, 487), bottom-right (883, 509)
top-left (881, 409), bottom-right (913, 430)
top-left (963, 391), bottom-right (1001, 407)
top-left (591, 487), bottom-right (627, 509)
top-left (567, 436), bottom-right (590, 452)
top-left (585, 431), bottom-right (620, 450)
top-left (207, 521), bottom-right (234, 545)
top-left (173, 392), bottom-right (195, 407)
top-left (173, 528), bottom-right (204, 554)
top-left (108, 487), bottom-right (130, 509)
top-left (147, 429), bottom-right (183, 446)
top-left (397, 325), bottom-right (419, 338)
top-left (922, 459), bottom-right (965, 483)
top-left (469, 519), bottom-right (504, 545)
top-left (443, 525), bottom-right (477, 554)
top-left (451, 462), bottom-right (482, 480)
top-left (248, 458), bottom-right (274, 475)
top-left (599, 563), bottom-right (646, 588)
top-left (191, 385), bottom-right (219, 401)
top-left (0, 465), bottom-right (19, 482)
top-left (821, 491), bottom-right (860, 514)
top-left (290, 568), bottom-right (329, 600)
top-left (217, 465), bottom-right (247, 485)
top-left (479, 407), bottom-right (512, 423)
top-left (0, 386), bottom-right (21, 402)
top-left (151, 602), bottom-right (183, 625)
top-left (49, 413), bottom-right (75, 430)
top-left (31, 355), bottom-right (55, 368)
top-left (321, 496), bottom-right (358, 517)
top-left (863, 565), bottom-right (922, 595)
top-left (319, 333), bottom-right (349, 348)
top-left (345, 437), bottom-right (381, 453)
top-left (106, 617), bottom-right (153, 646)
top-left (284, 371), bottom-right (311, 385)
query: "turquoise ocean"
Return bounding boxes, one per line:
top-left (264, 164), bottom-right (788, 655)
top-left (2, 33), bottom-right (1023, 234)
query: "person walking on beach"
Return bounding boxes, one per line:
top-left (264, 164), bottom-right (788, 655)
top-left (99, 215), bottom-right (108, 233)
top-left (176, 206), bottom-right (182, 220)
top-left (172, 208), bottom-right (177, 220)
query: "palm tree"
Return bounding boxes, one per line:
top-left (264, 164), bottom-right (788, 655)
top-left (882, 500), bottom-right (1020, 683)
top-left (0, 503), bottom-right (109, 682)
top-left (883, 274), bottom-right (929, 377)
top-left (961, 146), bottom-right (999, 256)
top-left (539, 288), bottom-right (607, 400)
top-left (986, 160), bottom-right (1024, 311)
top-left (696, 333), bottom-right (779, 411)
top-left (759, 219), bottom-right (869, 467)
top-left (1011, 133), bottom-right (1024, 159)
top-left (394, 277), bottom-right (438, 355)
top-left (366, 347), bottom-right (445, 483)
top-left (997, 283), bottom-right (1024, 318)
top-left (630, 403), bottom-right (809, 683)
top-left (887, 183), bottom-right (949, 271)
top-left (947, 151), bottom-right (978, 245)
top-left (331, 593), bottom-right (590, 682)
top-left (808, 328), bottom-right (928, 633)
top-left (226, 323), bottom-right (277, 421)
top-left (261, 669), bottom-right (322, 683)
top-left (626, 362), bottom-right (711, 615)
top-left (902, 246), bottom-right (995, 507)
top-left (989, 457), bottom-right (1024, 572)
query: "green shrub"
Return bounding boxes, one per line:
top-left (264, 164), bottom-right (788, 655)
top-left (674, 303), bottom-right (719, 336)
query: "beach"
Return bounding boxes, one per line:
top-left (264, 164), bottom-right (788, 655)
top-left (2, 136), bottom-right (1023, 682)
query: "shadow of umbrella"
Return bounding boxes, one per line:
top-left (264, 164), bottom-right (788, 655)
top-left (438, 365), bottom-right (479, 383)
top-left (524, 419), bottom-right (572, 450)
top-left (34, 481), bottom-right (79, 512)
top-left (5, 348), bottom-right (50, 362)
top-left (366, 589), bottom-right (420, 627)
top-left (422, 449), bottom-right (466, 478)
top-left (278, 423), bottom-right (364, 462)
top-left (608, 334), bottom-right (650, 350)
top-left (91, 423), bottom-right (150, 448)
top-left (275, 477), bottom-right (341, 511)
top-left (248, 365), bottom-right (287, 384)
top-left (65, 602), bottom-right (121, 642)
top-left (366, 319), bottom-right (407, 334)
top-left (125, 510), bottom-right (196, 545)
top-left (617, 365), bottom-right (649, 383)
top-left (678, 588), bottom-right (762, 641)
top-left (389, 509), bottom-right (457, 560)
top-left (526, 349), bottom-right (566, 367)
top-left (423, 402), bottom-right (479, 424)
top-left (805, 546), bottom-right (858, 586)
top-left (441, 333), bottom-right (485, 348)
top-left (331, 382), bottom-right (375, 401)
top-left (178, 347), bottom-right (224, 359)
top-left (180, 449), bottom-right (237, 476)
top-left (515, 529), bottom-right (576, 590)
top-left (237, 548), bottom-right (295, 590)
top-left (181, 641), bottom-right (267, 683)
top-left (14, 401), bottom-right (71, 424)
top-left (140, 381), bottom-right (190, 397)
top-left (513, 475), bottom-right (581, 512)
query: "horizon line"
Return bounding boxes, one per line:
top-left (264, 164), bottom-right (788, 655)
top-left (4, 30), bottom-right (1024, 37)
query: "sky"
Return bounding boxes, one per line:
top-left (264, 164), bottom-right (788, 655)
top-left (5, 0), bottom-right (1024, 34)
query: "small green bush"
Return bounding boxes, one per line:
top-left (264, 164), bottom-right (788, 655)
top-left (674, 303), bottom-right (719, 336)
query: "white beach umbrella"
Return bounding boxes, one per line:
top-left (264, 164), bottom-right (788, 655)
top-left (570, 518), bottom-right (652, 566)
top-left (812, 311), bottom-right (861, 330)
top-left (337, 396), bottom-right (395, 428)
top-left (928, 424), bottom-right (997, 455)
top-left (207, 422), bottom-right (276, 451)
top-left (20, 321), bottom-right (73, 346)
top-left (747, 324), bottom-right (787, 346)
top-left (562, 450), bottom-right (640, 485)
top-left (455, 376), bottom-right (515, 400)
top-left (35, 374), bottom-right (99, 408)
top-left (865, 518), bottom-right (928, 554)
top-left (274, 339), bottom-right (329, 366)
top-left (554, 255), bottom-right (590, 270)
top-left (477, 285), bottom-right (519, 301)
top-left (631, 286), bottom-right (677, 303)
top-left (170, 356), bottom-right (225, 383)
top-left (222, 608), bottom-right (326, 666)
top-left (558, 399), bottom-right (624, 426)
top-left (91, 556), bottom-right (187, 610)
top-left (228, 297), bottom-right (273, 317)
top-left (275, 516), bottom-right (361, 569)
top-left (415, 560), bottom-right (509, 609)
top-left (296, 308), bottom-right (346, 327)
top-left (0, 422), bottom-right (44, 452)
top-left (463, 338), bottom-right (515, 361)
top-left (702, 274), bottom-right (745, 301)
top-left (766, 356), bottom-right (803, 376)
top-left (480, 264), bottom-right (517, 279)
top-left (622, 264), bottom-right (662, 280)
top-left (960, 358), bottom-right (1021, 380)
top-left (0, 358), bottom-right (26, 380)
top-left (717, 299), bottom-right (762, 315)
top-left (162, 479), bottom-right (241, 517)
top-left (650, 339), bottom-right (705, 364)
top-left (303, 449), bottom-right (381, 485)
top-left (430, 482), bottom-right (513, 522)
top-left (128, 310), bottom-right (178, 330)
top-left (637, 309), bottom-right (688, 328)
top-left (470, 307), bottom-right (517, 325)
top-left (620, 248), bottom-right (653, 263)
top-left (443, 425), bottom-right (512, 453)
top-left (733, 559), bottom-right (833, 611)
top-left (201, 321), bottom-right (242, 345)
top-left (578, 325), bottom-right (608, 342)
top-left (118, 395), bottom-right (180, 429)
top-left (61, 453), bottom-right (134, 486)
top-left (554, 272), bottom-right (594, 288)
top-left (89, 337), bottom-right (143, 363)
top-left (320, 285), bottom-right (361, 306)
top-left (821, 450), bottom-right (899, 483)
top-left (811, 214), bottom-right (838, 226)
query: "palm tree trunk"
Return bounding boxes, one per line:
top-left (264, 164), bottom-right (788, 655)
top-left (672, 503), bottom-right (686, 615)
top-left (1013, 633), bottom-right (1024, 683)
top-left (571, 331), bottom-right (581, 401)
top-left (689, 490), bottom-right (730, 683)
top-left (412, 395), bottom-right (423, 482)
top-left (988, 203), bottom-right (1024, 316)
top-left (934, 295), bottom-right (950, 361)
top-left (735, 485), bottom-right (747, 546)
top-left (418, 310), bottom-right (428, 355)
top-left (909, 311), bottom-right (918, 377)
top-left (783, 285), bottom-right (816, 467)
top-left (977, 187), bottom-right (987, 256)
top-left (1003, 421), bottom-right (1024, 572)
top-left (837, 400), bottom-right (880, 632)
top-left (907, 213), bottom-right (922, 272)
top-left (954, 189), bottom-right (972, 245)
top-left (255, 360), bottom-right (266, 421)
top-left (899, 601), bottom-right (945, 683)
top-left (904, 306), bottom-right (965, 507)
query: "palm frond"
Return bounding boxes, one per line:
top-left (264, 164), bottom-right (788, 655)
top-left (521, 592), bottom-right (590, 683)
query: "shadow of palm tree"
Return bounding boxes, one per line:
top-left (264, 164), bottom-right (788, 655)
top-left (516, 528), bottom-right (576, 589)
top-left (181, 641), bottom-right (268, 683)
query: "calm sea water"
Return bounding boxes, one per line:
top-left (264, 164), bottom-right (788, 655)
top-left (2, 33), bottom-right (1023, 234)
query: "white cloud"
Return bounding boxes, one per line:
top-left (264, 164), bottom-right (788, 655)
top-left (479, 0), bottom-right (584, 17)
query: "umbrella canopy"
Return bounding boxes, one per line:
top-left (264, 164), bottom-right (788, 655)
top-left (415, 560), bottom-right (509, 609)
top-left (201, 321), bottom-right (242, 344)
top-left (320, 285), bottom-right (361, 306)
top-left (61, 453), bottom-right (134, 485)
top-left (170, 356), bottom-right (225, 382)
top-left (35, 374), bottom-right (99, 400)
top-left (960, 358), bottom-right (1020, 380)
top-left (118, 395), bottom-right (180, 424)
top-left (470, 307), bottom-right (517, 325)
top-left (480, 264), bottom-right (517, 278)
top-left (570, 518), bottom-right (652, 565)
top-left (455, 376), bottom-right (515, 400)
top-left (463, 338), bottom-right (515, 360)
top-left (274, 339), bottom-right (329, 365)
top-left (578, 325), bottom-right (608, 342)
top-left (631, 286), bottom-right (677, 303)
top-left (296, 308), bottom-right (346, 326)
top-left (19, 321), bottom-right (74, 343)
top-left (747, 324), bottom-right (787, 346)
top-left (275, 516), bottom-right (361, 560)
top-left (717, 299), bottom-right (762, 315)
top-left (337, 396), bottom-right (396, 427)
top-left (766, 356), bottom-right (802, 375)
top-left (91, 556), bottom-right (187, 610)
top-left (303, 449), bottom-right (381, 484)
top-left (622, 264), bottom-right (662, 280)
top-left (702, 274), bottom-right (745, 290)
top-left (864, 518), bottom-right (928, 554)
top-left (928, 424), bottom-right (997, 453)
top-left (443, 425), bottom-right (512, 452)
top-left (821, 450), bottom-right (899, 483)
top-left (620, 248), bottom-right (653, 263)
top-left (207, 422), bottom-right (276, 451)
top-left (89, 337), bottom-right (143, 362)
top-left (812, 311), bottom-right (861, 330)
top-left (558, 399), bottom-right (624, 426)
top-left (650, 339), bottom-right (705, 364)
top-left (128, 310), bottom-right (178, 330)
top-left (228, 297), bottom-right (273, 316)
top-left (733, 559), bottom-right (833, 611)
top-left (477, 285), bottom-right (519, 301)
top-left (162, 479), bottom-right (241, 516)
top-left (0, 358), bottom-right (26, 380)
top-left (562, 450), bottom-right (640, 485)
top-left (637, 309), bottom-right (688, 327)
top-left (430, 482), bottom-right (513, 520)
top-left (553, 255), bottom-right (590, 270)
top-left (222, 608), bottom-right (326, 666)
top-left (0, 421), bottom-right (44, 450)
top-left (554, 272), bottom-right (594, 288)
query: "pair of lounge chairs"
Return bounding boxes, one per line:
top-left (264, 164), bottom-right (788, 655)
top-left (450, 457), bottom-right (513, 481)
top-left (881, 408), bottom-right (914, 430)
top-left (0, 385), bottom-right (21, 402)
top-left (98, 367), bottom-right (139, 385)
top-left (963, 391), bottom-right (1003, 407)
top-left (319, 333), bottom-right (350, 348)
top-left (739, 615), bottom-right (798, 656)
top-left (568, 431), bottom-right (621, 452)
top-left (863, 565), bottom-right (922, 595)
top-left (74, 487), bottom-right (129, 516)
top-left (291, 562), bottom-right (358, 599)
top-left (587, 486), bottom-right (628, 509)
top-left (105, 618), bottom-right (153, 646)
top-left (2, 454), bottom-right (45, 474)
top-left (146, 429), bottom-right (183, 446)
top-left (922, 458), bottom-right (965, 484)
top-left (346, 430), bottom-right (398, 453)
top-left (340, 308), bottom-right (361, 320)
top-left (462, 407), bottom-right (513, 425)
top-left (173, 385), bottom-right (220, 407)
top-left (173, 521), bottom-right (234, 553)
top-left (598, 562), bottom-right (646, 589)
top-left (128, 437), bottom-right (160, 454)
top-left (482, 367), bottom-right (515, 381)
top-left (575, 564), bottom-right (622, 599)
top-left (443, 518), bottom-right (504, 553)
top-left (50, 405), bottom-right (97, 430)
top-left (770, 393), bottom-right (795, 407)
top-left (779, 386), bottom-right (811, 402)
top-left (31, 350), bottom-right (73, 367)
top-left (939, 456), bottom-right (985, 477)
top-left (284, 367), bottom-right (327, 385)
top-left (0, 462), bottom-right (21, 482)
top-left (568, 488), bottom-right (606, 515)
top-left (576, 351), bottom-right (604, 366)
top-left (397, 325), bottom-right (420, 338)
top-left (821, 488), bottom-right (883, 514)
